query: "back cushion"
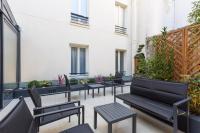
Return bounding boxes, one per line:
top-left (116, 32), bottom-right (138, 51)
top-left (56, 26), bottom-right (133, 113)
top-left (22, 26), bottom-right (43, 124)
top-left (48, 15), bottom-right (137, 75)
top-left (28, 88), bottom-right (42, 107)
top-left (0, 98), bottom-right (33, 133)
top-left (131, 77), bottom-right (188, 105)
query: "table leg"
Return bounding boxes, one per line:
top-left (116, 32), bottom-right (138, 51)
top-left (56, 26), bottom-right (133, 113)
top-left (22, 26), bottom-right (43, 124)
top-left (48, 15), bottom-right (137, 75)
top-left (121, 86), bottom-right (123, 93)
top-left (132, 115), bottom-right (136, 133)
top-left (68, 92), bottom-right (71, 102)
top-left (98, 88), bottom-right (100, 94)
top-left (111, 87), bottom-right (113, 95)
top-left (108, 123), bottom-right (112, 133)
top-left (84, 90), bottom-right (86, 100)
top-left (103, 87), bottom-right (105, 96)
top-left (92, 89), bottom-right (94, 98)
top-left (94, 110), bottom-right (97, 129)
top-left (114, 86), bottom-right (116, 95)
top-left (88, 89), bottom-right (89, 94)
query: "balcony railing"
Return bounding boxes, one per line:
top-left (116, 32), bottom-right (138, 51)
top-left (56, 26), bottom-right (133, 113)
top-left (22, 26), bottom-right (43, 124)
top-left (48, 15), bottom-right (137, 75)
top-left (71, 13), bottom-right (89, 25)
top-left (115, 25), bottom-right (127, 35)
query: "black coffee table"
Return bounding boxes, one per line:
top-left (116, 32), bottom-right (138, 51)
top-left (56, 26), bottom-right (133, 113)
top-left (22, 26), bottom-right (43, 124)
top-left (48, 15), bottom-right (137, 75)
top-left (87, 84), bottom-right (105, 98)
top-left (94, 103), bottom-right (136, 133)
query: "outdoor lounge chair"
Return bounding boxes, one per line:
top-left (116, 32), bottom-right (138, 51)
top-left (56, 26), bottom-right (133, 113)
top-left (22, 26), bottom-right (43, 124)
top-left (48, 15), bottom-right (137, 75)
top-left (103, 72), bottom-right (125, 95)
top-left (28, 88), bottom-right (81, 128)
top-left (0, 97), bottom-right (93, 133)
top-left (64, 75), bottom-right (87, 100)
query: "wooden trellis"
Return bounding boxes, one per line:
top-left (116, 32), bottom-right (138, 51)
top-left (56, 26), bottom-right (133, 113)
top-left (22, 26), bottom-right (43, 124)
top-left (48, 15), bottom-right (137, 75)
top-left (146, 24), bottom-right (200, 81)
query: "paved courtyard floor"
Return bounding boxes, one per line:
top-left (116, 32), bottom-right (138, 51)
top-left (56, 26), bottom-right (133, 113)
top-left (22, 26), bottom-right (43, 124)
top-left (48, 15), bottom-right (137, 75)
top-left (24, 86), bottom-right (183, 133)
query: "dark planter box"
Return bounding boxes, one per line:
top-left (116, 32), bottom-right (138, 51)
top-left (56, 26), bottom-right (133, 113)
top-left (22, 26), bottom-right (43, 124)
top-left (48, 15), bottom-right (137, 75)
top-left (189, 114), bottom-right (200, 133)
top-left (14, 86), bottom-right (67, 98)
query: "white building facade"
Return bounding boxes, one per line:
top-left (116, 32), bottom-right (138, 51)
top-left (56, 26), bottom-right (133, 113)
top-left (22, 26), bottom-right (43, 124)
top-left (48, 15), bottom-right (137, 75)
top-left (8, 0), bottom-right (134, 82)
top-left (7, 0), bottom-right (194, 82)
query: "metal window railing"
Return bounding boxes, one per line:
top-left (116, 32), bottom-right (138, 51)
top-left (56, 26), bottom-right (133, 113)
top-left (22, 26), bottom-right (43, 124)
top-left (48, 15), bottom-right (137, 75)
top-left (71, 13), bottom-right (89, 25)
top-left (115, 25), bottom-right (127, 35)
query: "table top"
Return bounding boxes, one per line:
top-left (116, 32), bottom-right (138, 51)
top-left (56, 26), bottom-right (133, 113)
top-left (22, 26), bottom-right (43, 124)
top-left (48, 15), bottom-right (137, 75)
top-left (87, 83), bottom-right (104, 88)
top-left (94, 103), bottom-right (136, 123)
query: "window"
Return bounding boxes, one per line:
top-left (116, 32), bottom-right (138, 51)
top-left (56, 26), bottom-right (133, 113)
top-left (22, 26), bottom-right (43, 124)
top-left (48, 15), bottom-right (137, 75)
top-left (115, 3), bottom-right (127, 34)
top-left (71, 0), bottom-right (89, 25)
top-left (71, 47), bottom-right (87, 75)
top-left (115, 50), bottom-right (125, 73)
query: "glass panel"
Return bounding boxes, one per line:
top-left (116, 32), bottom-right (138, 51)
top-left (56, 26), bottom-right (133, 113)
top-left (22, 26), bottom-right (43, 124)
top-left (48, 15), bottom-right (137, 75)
top-left (80, 0), bottom-right (87, 16)
top-left (3, 21), bottom-right (18, 106)
top-left (115, 51), bottom-right (118, 72)
top-left (120, 51), bottom-right (124, 72)
top-left (72, 0), bottom-right (79, 14)
top-left (115, 6), bottom-right (119, 25)
top-left (118, 7), bottom-right (123, 27)
top-left (80, 48), bottom-right (86, 73)
top-left (122, 8), bottom-right (125, 27)
top-left (71, 47), bottom-right (78, 74)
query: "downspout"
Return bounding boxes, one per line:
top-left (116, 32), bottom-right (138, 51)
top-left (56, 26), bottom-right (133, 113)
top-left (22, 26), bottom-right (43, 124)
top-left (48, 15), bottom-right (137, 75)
top-left (130, 0), bottom-right (133, 74)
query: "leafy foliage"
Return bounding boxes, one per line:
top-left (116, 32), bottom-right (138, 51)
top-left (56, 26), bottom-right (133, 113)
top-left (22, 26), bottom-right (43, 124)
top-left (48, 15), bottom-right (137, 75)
top-left (69, 78), bottom-right (78, 85)
top-left (182, 74), bottom-right (200, 115)
top-left (39, 80), bottom-right (52, 87)
top-left (28, 80), bottom-right (52, 88)
top-left (188, 0), bottom-right (200, 24)
top-left (28, 80), bottom-right (40, 88)
top-left (136, 27), bottom-right (174, 81)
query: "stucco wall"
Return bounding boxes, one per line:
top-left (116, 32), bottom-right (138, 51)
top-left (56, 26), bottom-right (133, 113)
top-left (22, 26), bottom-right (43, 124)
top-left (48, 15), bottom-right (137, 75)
top-left (134, 0), bottom-right (193, 45)
top-left (8, 0), bottom-right (133, 82)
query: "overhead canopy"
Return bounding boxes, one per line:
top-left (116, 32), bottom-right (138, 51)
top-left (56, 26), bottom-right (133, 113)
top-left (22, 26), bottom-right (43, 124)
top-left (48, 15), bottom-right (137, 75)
top-left (0, 0), bottom-right (18, 27)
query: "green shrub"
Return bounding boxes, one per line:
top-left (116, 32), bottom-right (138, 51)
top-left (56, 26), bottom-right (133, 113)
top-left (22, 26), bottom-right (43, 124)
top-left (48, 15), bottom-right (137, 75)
top-left (39, 80), bottom-right (52, 87)
top-left (70, 78), bottom-right (78, 85)
top-left (28, 80), bottom-right (40, 88)
top-left (188, 0), bottom-right (200, 24)
top-left (80, 79), bottom-right (89, 84)
top-left (88, 78), bottom-right (95, 83)
top-left (137, 27), bottom-right (174, 81)
top-left (188, 74), bottom-right (200, 115)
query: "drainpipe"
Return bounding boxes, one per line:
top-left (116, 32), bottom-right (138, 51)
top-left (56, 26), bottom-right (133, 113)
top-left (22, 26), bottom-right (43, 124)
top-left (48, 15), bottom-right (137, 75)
top-left (173, 0), bottom-right (176, 29)
top-left (130, 0), bottom-right (133, 75)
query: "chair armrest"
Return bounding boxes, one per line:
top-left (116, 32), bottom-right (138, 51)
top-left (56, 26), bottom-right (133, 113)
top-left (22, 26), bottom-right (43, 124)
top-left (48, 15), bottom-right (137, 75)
top-left (173, 97), bottom-right (191, 107)
top-left (34, 105), bottom-right (85, 125)
top-left (34, 100), bottom-right (80, 112)
top-left (40, 90), bottom-right (70, 97)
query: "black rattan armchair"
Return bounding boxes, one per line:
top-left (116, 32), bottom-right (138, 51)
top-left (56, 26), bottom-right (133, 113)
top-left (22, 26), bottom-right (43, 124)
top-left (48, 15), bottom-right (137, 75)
top-left (0, 97), bottom-right (93, 133)
top-left (103, 72), bottom-right (125, 95)
top-left (64, 75), bottom-right (87, 100)
top-left (28, 88), bottom-right (81, 129)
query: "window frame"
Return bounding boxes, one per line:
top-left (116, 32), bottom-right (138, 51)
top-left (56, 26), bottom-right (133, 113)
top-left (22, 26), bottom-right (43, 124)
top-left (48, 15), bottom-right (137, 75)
top-left (0, 0), bottom-right (21, 109)
top-left (115, 50), bottom-right (125, 74)
top-left (71, 0), bottom-right (89, 26)
top-left (70, 46), bottom-right (88, 75)
top-left (115, 2), bottom-right (127, 35)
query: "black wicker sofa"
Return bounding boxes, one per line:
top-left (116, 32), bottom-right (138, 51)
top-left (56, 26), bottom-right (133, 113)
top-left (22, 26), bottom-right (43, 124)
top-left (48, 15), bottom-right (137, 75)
top-left (115, 77), bottom-right (191, 133)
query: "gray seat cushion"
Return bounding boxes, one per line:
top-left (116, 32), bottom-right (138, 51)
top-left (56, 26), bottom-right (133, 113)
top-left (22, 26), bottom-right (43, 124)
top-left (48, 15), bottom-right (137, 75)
top-left (60, 123), bottom-right (93, 133)
top-left (40, 103), bottom-right (79, 125)
top-left (117, 94), bottom-right (177, 121)
top-left (131, 78), bottom-right (188, 106)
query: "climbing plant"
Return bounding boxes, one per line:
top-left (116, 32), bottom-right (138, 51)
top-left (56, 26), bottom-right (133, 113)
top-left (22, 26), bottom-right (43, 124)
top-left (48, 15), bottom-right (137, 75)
top-left (188, 0), bottom-right (200, 24)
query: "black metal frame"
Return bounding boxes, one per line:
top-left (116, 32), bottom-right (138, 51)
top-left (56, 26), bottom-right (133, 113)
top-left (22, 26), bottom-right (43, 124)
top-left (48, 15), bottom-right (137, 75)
top-left (71, 12), bottom-right (89, 25)
top-left (114, 94), bottom-right (191, 133)
top-left (115, 25), bottom-right (127, 35)
top-left (0, 0), bottom-right (20, 109)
